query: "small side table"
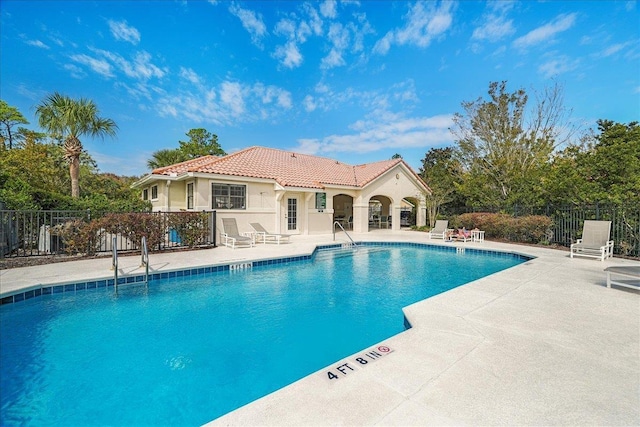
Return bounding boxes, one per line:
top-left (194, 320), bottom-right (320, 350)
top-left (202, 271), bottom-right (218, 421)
top-left (241, 231), bottom-right (258, 244)
top-left (471, 230), bottom-right (485, 242)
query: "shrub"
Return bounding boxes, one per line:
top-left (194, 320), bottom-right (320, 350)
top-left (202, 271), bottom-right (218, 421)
top-left (453, 212), bottom-right (552, 244)
top-left (167, 212), bottom-right (210, 247)
top-left (48, 212), bottom-right (213, 255)
top-left (96, 213), bottom-right (165, 250)
top-left (51, 219), bottom-right (101, 255)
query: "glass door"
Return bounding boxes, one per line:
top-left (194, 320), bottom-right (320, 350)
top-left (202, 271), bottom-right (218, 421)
top-left (287, 197), bottom-right (298, 231)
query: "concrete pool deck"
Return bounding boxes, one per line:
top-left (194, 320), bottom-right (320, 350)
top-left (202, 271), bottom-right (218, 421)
top-left (1, 230), bottom-right (639, 425)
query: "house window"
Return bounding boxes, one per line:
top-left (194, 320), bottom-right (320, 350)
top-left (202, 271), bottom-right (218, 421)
top-left (212, 183), bottom-right (246, 209)
top-left (142, 189), bottom-right (149, 201)
top-left (151, 185), bottom-right (158, 200)
top-left (187, 182), bottom-right (194, 210)
top-left (315, 192), bottom-right (326, 210)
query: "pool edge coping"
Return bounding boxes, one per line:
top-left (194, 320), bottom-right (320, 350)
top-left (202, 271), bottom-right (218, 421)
top-left (1, 241), bottom-right (533, 305)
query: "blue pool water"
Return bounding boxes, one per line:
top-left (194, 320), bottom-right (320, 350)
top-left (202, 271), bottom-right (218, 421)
top-left (0, 244), bottom-right (527, 426)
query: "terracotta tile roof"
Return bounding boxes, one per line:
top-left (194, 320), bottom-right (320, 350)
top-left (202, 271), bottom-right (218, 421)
top-left (152, 146), bottom-right (427, 190)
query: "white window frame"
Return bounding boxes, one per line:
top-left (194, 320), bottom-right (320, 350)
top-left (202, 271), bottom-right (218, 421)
top-left (186, 182), bottom-right (195, 210)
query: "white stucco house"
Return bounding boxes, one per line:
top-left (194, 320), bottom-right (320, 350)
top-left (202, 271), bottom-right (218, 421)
top-left (132, 146), bottom-right (430, 236)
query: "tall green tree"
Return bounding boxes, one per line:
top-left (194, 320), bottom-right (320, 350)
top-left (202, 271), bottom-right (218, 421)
top-left (451, 81), bottom-right (576, 207)
top-left (419, 147), bottom-right (463, 227)
top-left (35, 93), bottom-right (118, 198)
top-left (544, 120), bottom-right (640, 205)
top-left (147, 128), bottom-right (226, 169)
top-left (178, 128), bottom-right (226, 158)
top-left (0, 138), bottom-right (148, 211)
top-left (0, 100), bottom-right (29, 150)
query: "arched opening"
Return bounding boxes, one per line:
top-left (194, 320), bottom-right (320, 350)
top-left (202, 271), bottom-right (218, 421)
top-left (333, 194), bottom-right (354, 229)
top-left (368, 195), bottom-right (392, 230)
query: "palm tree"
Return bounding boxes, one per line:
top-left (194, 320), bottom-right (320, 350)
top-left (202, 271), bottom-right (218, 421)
top-left (147, 148), bottom-right (188, 170)
top-left (35, 93), bottom-right (117, 198)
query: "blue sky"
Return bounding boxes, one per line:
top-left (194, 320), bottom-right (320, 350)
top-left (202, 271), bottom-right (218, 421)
top-left (1, 0), bottom-right (638, 177)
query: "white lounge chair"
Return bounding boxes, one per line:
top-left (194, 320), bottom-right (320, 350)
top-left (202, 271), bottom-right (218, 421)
top-left (221, 218), bottom-right (254, 249)
top-left (604, 266), bottom-right (640, 290)
top-left (428, 220), bottom-right (449, 240)
top-left (250, 223), bottom-right (291, 244)
top-left (570, 220), bottom-right (614, 261)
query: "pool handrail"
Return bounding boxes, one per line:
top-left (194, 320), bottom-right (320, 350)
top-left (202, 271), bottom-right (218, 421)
top-left (111, 236), bottom-right (119, 294)
top-left (333, 221), bottom-right (357, 249)
top-left (140, 236), bottom-right (149, 287)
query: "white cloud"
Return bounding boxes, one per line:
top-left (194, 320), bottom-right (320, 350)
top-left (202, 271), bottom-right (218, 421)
top-left (90, 48), bottom-right (166, 80)
top-left (108, 20), bottom-right (141, 45)
top-left (302, 3), bottom-right (324, 36)
top-left (274, 41), bottom-right (303, 68)
top-left (67, 48), bottom-right (167, 84)
top-left (114, 81), bottom-right (158, 100)
top-left (220, 81), bottom-right (245, 116)
top-left (293, 114), bottom-right (454, 156)
top-left (229, 3), bottom-right (267, 47)
top-left (303, 95), bottom-right (317, 112)
top-left (373, 33), bottom-right (394, 55)
top-left (64, 63), bottom-right (86, 79)
top-left (599, 42), bottom-right (630, 58)
top-left (296, 81), bottom-right (424, 153)
top-left (513, 13), bottom-right (576, 50)
top-left (320, 0), bottom-right (337, 19)
top-left (538, 55), bottom-right (579, 78)
top-left (156, 80), bottom-right (292, 125)
top-left (70, 54), bottom-right (114, 77)
top-left (327, 22), bottom-right (350, 50)
top-left (25, 39), bottom-right (49, 49)
top-left (321, 49), bottom-right (346, 69)
top-left (179, 67), bottom-right (201, 85)
top-left (274, 18), bottom-right (297, 39)
top-left (253, 83), bottom-right (293, 109)
top-left (320, 22), bottom-right (351, 69)
top-left (50, 36), bottom-right (64, 47)
top-left (472, 14), bottom-right (515, 42)
top-left (373, 1), bottom-right (455, 55)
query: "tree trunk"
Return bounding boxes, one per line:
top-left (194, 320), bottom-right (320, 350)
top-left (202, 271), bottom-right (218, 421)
top-left (64, 135), bottom-right (83, 198)
top-left (70, 155), bottom-right (80, 198)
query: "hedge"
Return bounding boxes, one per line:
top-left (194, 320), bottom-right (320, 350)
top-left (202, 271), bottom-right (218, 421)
top-left (449, 212), bottom-right (553, 244)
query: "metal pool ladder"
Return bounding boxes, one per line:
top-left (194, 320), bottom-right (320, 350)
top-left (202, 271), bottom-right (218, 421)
top-left (333, 221), bottom-right (358, 249)
top-left (111, 236), bottom-right (119, 294)
top-left (140, 236), bottom-right (149, 288)
top-left (112, 236), bottom-right (150, 295)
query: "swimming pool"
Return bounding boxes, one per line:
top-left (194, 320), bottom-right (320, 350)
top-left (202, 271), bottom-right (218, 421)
top-left (0, 243), bottom-right (528, 426)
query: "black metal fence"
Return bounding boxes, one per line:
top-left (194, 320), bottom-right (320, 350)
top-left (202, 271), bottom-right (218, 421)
top-left (0, 210), bottom-right (217, 258)
top-left (447, 204), bottom-right (640, 258)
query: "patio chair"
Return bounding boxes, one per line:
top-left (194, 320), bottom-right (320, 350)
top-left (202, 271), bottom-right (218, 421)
top-left (428, 220), bottom-right (449, 239)
top-left (570, 220), bottom-right (614, 261)
top-left (250, 223), bottom-right (291, 244)
top-left (221, 218), bottom-right (254, 249)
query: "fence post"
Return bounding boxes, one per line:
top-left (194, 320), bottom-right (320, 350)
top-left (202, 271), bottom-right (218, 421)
top-left (209, 210), bottom-right (217, 247)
